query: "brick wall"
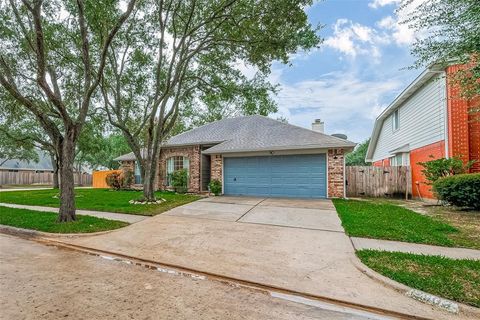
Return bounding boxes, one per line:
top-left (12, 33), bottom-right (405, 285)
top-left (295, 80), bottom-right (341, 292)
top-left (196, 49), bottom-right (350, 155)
top-left (158, 145), bottom-right (201, 192)
top-left (120, 160), bottom-right (134, 173)
top-left (210, 154), bottom-right (223, 185)
top-left (372, 158), bottom-right (390, 167)
top-left (328, 148), bottom-right (345, 198)
top-left (410, 140), bottom-right (446, 199)
top-left (446, 64), bottom-right (480, 172)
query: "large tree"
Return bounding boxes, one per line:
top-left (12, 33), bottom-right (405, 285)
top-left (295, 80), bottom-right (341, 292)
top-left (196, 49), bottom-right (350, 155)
top-left (401, 0), bottom-right (480, 112)
top-left (101, 0), bottom-right (320, 201)
top-left (345, 139), bottom-right (370, 166)
top-left (0, 0), bottom-right (136, 221)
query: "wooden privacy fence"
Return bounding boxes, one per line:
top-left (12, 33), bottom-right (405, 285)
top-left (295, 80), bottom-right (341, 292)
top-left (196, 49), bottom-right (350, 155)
top-left (92, 170), bottom-right (120, 188)
top-left (346, 166), bottom-right (411, 198)
top-left (0, 171), bottom-right (92, 186)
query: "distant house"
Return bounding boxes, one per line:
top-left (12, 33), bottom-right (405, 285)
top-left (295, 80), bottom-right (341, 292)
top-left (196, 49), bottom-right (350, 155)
top-left (0, 150), bottom-right (54, 173)
top-left (366, 64), bottom-right (480, 199)
top-left (115, 115), bottom-right (355, 198)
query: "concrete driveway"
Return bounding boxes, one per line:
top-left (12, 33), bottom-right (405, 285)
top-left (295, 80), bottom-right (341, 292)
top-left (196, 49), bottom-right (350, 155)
top-left (165, 196), bottom-right (343, 231)
top-left (59, 196), bottom-right (466, 320)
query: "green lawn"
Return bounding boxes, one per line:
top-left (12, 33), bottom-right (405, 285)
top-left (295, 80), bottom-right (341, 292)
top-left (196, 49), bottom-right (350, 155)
top-left (0, 206), bottom-right (128, 233)
top-left (0, 188), bottom-right (200, 216)
top-left (333, 199), bottom-right (461, 247)
top-left (357, 250), bottom-right (480, 308)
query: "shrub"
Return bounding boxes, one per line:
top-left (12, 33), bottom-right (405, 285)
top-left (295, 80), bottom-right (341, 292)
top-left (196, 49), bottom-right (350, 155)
top-left (418, 156), bottom-right (475, 184)
top-left (121, 169), bottom-right (134, 189)
top-left (171, 169), bottom-right (188, 193)
top-left (433, 173), bottom-right (480, 209)
top-left (208, 179), bottom-right (222, 196)
top-left (106, 170), bottom-right (134, 190)
top-left (106, 172), bottom-right (122, 190)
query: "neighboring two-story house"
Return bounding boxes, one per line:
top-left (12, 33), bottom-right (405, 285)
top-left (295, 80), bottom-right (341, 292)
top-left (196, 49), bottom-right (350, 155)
top-left (365, 64), bottom-right (479, 199)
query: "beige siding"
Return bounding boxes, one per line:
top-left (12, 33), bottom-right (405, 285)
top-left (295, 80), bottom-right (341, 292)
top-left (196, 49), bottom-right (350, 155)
top-left (372, 73), bottom-right (447, 162)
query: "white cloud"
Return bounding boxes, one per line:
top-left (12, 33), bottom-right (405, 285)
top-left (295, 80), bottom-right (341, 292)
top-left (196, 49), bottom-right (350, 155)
top-left (324, 19), bottom-right (388, 60)
top-left (376, 0), bottom-right (428, 46)
top-left (273, 71), bottom-right (403, 142)
top-left (368, 0), bottom-right (401, 9)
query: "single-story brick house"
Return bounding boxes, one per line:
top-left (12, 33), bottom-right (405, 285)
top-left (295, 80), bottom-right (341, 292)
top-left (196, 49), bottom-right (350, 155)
top-left (365, 63), bottom-right (480, 199)
top-left (115, 115), bottom-right (355, 198)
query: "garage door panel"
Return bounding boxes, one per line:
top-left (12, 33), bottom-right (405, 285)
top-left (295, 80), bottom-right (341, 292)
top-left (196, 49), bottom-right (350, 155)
top-left (224, 154), bottom-right (327, 198)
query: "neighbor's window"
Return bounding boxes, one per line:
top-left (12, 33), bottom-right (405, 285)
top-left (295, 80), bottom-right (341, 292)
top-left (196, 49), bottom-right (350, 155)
top-left (392, 109), bottom-right (400, 131)
top-left (389, 153), bottom-right (404, 166)
top-left (166, 156), bottom-right (189, 186)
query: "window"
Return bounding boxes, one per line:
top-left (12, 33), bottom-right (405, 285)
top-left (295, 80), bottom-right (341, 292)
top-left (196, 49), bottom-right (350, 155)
top-left (389, 153), bottom-right (409, 166)
top-left (166, 156), bottom-right (189, 186)
top-left (392, 109), bottom-right (399, 131)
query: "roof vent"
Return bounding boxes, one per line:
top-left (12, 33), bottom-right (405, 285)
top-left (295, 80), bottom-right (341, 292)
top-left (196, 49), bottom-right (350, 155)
top-left (311, 119), bottom-right (324, 133)
top-left (332, 133), bottom-right (347, 140)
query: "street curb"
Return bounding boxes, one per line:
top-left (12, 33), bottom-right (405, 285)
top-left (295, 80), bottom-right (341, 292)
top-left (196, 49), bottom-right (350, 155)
top-left (350, 256), bottom-right (480, 318)
top-left (0, 224), bottom-right (119, 239)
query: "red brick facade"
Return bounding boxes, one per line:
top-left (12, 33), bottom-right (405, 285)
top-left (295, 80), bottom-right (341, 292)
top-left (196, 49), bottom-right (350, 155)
top-left (210, 154), bottom-right (223, 182)
top-left (157, 145), bottom-right (201, 192)
top-left (446, 64), bottom-right (480, 173)
top-left (327, 149), bottom-right (345, 198)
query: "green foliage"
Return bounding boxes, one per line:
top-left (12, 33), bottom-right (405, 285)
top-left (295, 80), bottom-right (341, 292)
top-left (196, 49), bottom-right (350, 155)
top-left (357, 250), bottom-right (480, 308)
top-left (0, 189), bottom-right (200, 216)
top-left (433, 173), bottom-right (480, 209)
top-left (0, 206), bottom-right (128, 233)
top-left (122, 170), bottom-right (135, 189)
top-left (171, 169), bottom-right (189, 194)
top-left (100, 0), bottom-right (322, 195)
top-left (345, 139), bottom-right (370, 166)
top-left (208, 179), bottom-right (222, 196)
top-left (401, 0), bottom-right (480, 112)
top-left (418, 156), bottom-right (474, 184)
top-left (333, 199), bottom-right (458, 247)
top-left (0, 129), bottom-right (37, 166)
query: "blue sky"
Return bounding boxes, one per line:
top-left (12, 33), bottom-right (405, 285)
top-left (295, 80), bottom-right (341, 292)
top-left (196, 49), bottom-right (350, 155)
top-left (269, 0), bottom-right (424, 143)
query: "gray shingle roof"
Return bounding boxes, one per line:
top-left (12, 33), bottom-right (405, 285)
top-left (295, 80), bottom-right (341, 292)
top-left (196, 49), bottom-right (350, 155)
top-left (114, 115), bottom-right (355, 161)
top-left (0, 150), bottom-right (53, 171)
top-left (169, 115), bottom-right (355, 153)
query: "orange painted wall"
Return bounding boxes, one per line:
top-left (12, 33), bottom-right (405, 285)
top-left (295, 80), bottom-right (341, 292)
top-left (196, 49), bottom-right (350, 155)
top-left (373, 159), bottom-right (389, 167)
top-left (410, 140), bottom-right (446, 199)
top-left (92, 170), bottom-right (120, 188)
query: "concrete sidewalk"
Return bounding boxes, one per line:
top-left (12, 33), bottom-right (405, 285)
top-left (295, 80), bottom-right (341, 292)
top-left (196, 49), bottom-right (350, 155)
top-left (0, 203), bottom-right (147, 224)
top-left (351, 237), bottom-right (480, 260)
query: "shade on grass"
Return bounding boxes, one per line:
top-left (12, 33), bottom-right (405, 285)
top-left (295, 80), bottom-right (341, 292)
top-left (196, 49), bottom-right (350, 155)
top-left (333, 199), bottom-right (458, 247)
top-left (0, 188), bottom-right (200, 216)
top-left (0, 206), bottom-right (128, 233)
top-left (357, 250), bottom-right (480, 308)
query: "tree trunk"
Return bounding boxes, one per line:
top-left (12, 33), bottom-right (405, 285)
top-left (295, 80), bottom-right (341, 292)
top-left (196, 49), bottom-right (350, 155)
top-left (58, 136), bottom-right (76, 222)
top-left (142, 158), bottom-right (156, 201)
top-left (50, 153), bottom-right (59, 189)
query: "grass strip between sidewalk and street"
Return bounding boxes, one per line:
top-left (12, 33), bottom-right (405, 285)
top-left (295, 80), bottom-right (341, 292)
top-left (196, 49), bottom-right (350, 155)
top-left (357, 250), bottom-right (480, 308)
top-left (0, 188), bottom-right (200, 216)
top-left (332, 199), bottom-right (462, 247)
top-left (0, 206), bottom-right (128, 233)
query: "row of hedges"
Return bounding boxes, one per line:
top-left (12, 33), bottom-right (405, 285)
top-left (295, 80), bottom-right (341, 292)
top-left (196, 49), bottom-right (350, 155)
top-left (433, 173), bottom-right (480, 210)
